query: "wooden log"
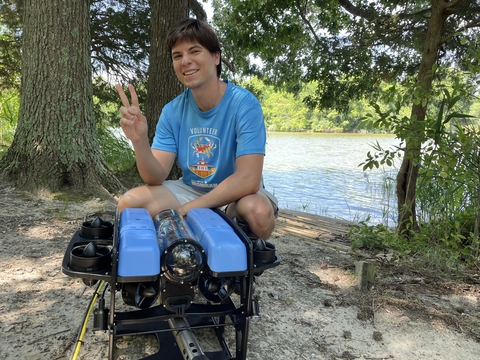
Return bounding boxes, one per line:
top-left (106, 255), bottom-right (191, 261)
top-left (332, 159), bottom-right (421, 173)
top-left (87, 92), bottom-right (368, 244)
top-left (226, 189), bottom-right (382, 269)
top-left (355, 261), bottom-right (375, 291)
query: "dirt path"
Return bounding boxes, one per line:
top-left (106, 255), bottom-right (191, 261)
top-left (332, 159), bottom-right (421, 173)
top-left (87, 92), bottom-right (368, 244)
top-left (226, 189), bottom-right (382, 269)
top-left (1, 186), bottom-right (479, 360)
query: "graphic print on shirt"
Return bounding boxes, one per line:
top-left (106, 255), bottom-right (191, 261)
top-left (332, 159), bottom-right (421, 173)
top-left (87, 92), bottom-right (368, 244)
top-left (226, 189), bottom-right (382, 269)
top-left (188, 135), bottom-right (219, 179)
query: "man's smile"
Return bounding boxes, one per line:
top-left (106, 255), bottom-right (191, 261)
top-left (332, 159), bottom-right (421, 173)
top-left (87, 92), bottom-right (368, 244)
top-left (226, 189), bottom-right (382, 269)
top-left (184, 70), bottom-right (199, 76)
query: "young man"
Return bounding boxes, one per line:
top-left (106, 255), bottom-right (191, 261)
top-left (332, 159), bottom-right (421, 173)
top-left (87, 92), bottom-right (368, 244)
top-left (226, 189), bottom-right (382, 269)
top-left (115, 18), bottom-right (277, 240)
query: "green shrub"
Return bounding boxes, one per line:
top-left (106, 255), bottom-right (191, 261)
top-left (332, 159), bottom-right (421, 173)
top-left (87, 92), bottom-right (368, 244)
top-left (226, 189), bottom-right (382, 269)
top-left (0, 89), bottom-right (19, 158)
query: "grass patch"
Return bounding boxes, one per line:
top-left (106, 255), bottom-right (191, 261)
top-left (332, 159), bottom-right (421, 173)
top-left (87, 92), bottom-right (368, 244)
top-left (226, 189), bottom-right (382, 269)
top-left (52, 192), bottom-right (94, 202)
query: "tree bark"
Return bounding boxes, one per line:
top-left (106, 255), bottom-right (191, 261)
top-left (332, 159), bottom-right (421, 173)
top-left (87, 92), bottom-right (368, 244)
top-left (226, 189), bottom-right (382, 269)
top-left (146, 0), bottom-right (189, 180)
top-left (396, 0), bottom-right (451, 235)
top-left (0, 0), bottom-right (124, 197)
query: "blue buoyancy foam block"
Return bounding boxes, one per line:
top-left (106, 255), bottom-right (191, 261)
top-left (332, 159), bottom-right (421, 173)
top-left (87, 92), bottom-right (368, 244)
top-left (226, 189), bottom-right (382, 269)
top-left (186, 208), bottom-right (247, 273)
top-left (118, 208), bottom-right (160, 278)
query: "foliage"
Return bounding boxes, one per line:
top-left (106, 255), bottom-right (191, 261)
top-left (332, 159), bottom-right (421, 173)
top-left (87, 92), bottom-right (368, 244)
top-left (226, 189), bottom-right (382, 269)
top-left (241, 75), bottom-right (477, 134)
top-left (244, 77), bottom-right (310, 131)
top-left (213, 1), bottom-right (480, 112)
top-left (0, 88), bottom-right (18, 158)
top-left (350, 210), bottom-right (480, 272)
top-left (0, 0), bottom-right (151, 94)
top-left (416, 121), bottom-right (480, 258)
top-left (0, 0), bottom-right (22, 90)
top-left (360, 70), bottom-right (479, 169)
top-left (349, 218), bottom-right (396, 251)
top-left (93, 84), bottom-right (136, 171)
top-left (243, 77), bottom-right (411, 133)
top-left (349, 24), bottom-right (480, 264)
top-left (97, 126), bottom-right (136, 172)
top-left (90, 0), bottom-right (150, 83)
top-left (356, 65), bottom-right (480, 265)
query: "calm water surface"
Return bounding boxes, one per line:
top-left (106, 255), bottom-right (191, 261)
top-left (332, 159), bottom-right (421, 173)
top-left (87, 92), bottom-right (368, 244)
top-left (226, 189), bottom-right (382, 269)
top-left (263, 133), bottom-right (401, 224)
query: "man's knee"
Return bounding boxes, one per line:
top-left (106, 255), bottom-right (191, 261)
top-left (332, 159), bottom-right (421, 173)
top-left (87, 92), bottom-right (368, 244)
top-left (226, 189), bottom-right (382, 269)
top-left (236, 195), bottom-right (276, 239)
top-left (117, 190), bottom-right (142, 213)
top-left (242, 195), bottom-right (274, 221)
top-left (251, 202), bottom-right (274, 223)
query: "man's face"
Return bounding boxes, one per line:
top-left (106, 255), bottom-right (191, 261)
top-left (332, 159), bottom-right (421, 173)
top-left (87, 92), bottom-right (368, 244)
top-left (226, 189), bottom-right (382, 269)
top-left (171, 40), bottom-right (220, 90)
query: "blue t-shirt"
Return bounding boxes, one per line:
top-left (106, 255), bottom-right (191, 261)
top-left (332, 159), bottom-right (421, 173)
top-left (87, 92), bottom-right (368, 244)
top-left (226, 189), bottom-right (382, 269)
top-left (152, 80), bottom-right (266, 192)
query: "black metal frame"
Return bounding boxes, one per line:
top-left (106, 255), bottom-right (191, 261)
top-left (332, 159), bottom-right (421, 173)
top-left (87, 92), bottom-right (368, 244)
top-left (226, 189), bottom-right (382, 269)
top-left (62, 208), bottom-right (280, 360)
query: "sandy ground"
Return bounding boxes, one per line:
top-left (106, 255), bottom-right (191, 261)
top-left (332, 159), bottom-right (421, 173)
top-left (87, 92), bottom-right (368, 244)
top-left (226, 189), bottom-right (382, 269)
top-left (1, 185), bottom-right (480, 360)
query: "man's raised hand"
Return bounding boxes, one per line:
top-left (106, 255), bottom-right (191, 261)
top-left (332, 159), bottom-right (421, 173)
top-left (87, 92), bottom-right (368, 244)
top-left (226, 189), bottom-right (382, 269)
top-left (115, 84), bottom-right (148, 144)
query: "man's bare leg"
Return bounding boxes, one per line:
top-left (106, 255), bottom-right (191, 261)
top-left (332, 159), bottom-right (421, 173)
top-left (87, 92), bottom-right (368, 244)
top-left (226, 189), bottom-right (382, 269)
top-left (117, 185), bottom-right (181, 218)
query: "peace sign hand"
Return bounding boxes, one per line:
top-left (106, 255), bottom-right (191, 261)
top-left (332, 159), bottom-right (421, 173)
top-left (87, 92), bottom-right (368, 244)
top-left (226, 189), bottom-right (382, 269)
top-left (115, 84), bottom-right (148, 144)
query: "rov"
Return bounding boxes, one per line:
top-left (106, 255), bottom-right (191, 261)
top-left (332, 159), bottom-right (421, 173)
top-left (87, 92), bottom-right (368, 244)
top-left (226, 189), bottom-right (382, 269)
top-left (62, 207), bottom-right (280, 360)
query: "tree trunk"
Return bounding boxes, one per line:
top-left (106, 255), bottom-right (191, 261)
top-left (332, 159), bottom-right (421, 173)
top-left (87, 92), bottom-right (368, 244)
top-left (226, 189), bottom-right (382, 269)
top-left (396, 0), bottom-right (449, 235)
top-left (146, 0), bottom-right (188, 180)
top-left (0, 0), bottom-right (124, 197)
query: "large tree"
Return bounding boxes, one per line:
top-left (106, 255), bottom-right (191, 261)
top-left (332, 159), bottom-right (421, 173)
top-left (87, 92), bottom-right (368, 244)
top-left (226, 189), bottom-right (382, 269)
top-left (0, 0), bottom-right (123, 196)
top-left (212, 0), bottom-right (480, 235)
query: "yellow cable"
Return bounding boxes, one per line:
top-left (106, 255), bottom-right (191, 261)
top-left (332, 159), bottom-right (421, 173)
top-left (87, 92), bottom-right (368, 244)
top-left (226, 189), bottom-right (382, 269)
top-left (70, 280), bottom-right (106, 360)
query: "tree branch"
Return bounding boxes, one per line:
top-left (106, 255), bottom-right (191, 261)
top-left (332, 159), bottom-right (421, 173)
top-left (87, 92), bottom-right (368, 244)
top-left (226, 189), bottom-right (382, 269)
top-left (190, 0), bottom-right (207, 20)
top-left (337, 0), bottom-right (375, 21)
top-left (295, 0), bottom-right (321, 43)
top-left (444, 0), bottom-right (465, 10)
top-left (222, 58), bottom-right (235, 73)
top-left (338, 0), bottom-right (431, 22)
top-left (441, 19), bottom-right (480, 44)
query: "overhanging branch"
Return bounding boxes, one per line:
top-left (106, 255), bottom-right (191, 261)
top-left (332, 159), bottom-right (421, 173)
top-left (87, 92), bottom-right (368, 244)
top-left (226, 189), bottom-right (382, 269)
top-left (338, 0), bottom-right (431, 22)
top-left (190, 0), bottom-right (207, 20)
top-left (444, 0), bottom-right (466, 9)
top-left (441, 19), bottom-right (480, 44)
top-left (337, 0), bottom-right (375, 21)
top-left (295, 0), bottom-right (321, 43)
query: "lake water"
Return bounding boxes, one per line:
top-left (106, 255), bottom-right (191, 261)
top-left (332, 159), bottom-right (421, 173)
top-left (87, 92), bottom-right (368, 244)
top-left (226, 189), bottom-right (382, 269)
top-left (263, 133), bottom-right (401, 225)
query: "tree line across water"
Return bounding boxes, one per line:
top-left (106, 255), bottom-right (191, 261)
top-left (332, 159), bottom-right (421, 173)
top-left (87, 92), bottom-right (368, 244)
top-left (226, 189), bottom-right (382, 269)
top-left (4, 74), bottom-right (478, 140)
top-left (3, 72), bottom-right (478, 152)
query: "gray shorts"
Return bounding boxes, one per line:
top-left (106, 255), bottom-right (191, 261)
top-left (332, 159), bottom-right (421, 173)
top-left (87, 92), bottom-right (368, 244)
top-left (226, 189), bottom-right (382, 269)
top-left (163, 179), bottom-right (279, 217)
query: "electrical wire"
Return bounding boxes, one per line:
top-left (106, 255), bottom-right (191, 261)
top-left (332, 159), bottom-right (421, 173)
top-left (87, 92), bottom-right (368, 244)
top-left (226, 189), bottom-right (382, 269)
top-left (69, 280), bottom-right (106, 360)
